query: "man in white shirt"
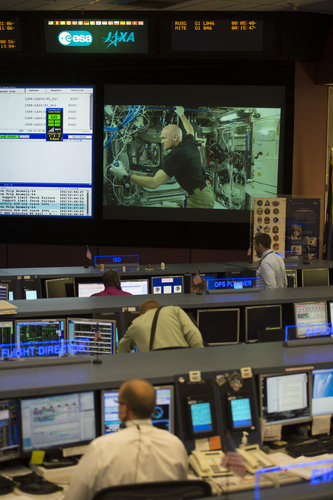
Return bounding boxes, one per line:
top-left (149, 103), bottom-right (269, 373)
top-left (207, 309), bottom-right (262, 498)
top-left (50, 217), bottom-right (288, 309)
top-left (117, 300), bottom-right (204, 353)
top-left (254, 233), bottom-right (286, 289)
top-left (64, 379), bottom-right (189, 500)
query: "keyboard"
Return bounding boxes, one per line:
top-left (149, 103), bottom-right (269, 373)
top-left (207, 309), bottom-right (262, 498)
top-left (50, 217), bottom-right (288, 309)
top-left (286, 436), bottom-right (333, 457)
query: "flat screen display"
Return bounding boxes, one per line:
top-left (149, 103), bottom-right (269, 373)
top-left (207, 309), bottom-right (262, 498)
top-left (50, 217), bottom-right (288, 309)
top-left (0, 400), bottom-right (20, 462)
top-left (228, 395), bottom-right (253, 429)
top-left (197, 308), bottom-right (240, 345)
top-left (245, 305), bottom-right (282, 342)
top-left (77, 282), bottom-right (104, 297)
top-left (294, 301), bottom-right (328, 338)
top-left (67, 317), bottom-right (115, 355)
top-left (120, 279), bottom-right (149, 295)
top-left (312, 368), bottom-right (333, 416)
top-left (0, 86), bottom-right (94, 217)
top-left (21, 391), bottom-right (96, 453)
top-left (44, 18), bottom-right (148, 54)
top-left (102, 385), bottom-right (174, 434)
top-left (259, 371), bottom-right (311, 426)
top-left (103, 84), bottom-right (285, 223)
top-left (151, 275), bottom-right (183, 294)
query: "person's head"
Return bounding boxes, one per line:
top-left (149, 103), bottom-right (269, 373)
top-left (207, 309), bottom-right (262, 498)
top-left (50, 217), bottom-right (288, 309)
top-left (160, 124), bottom-right (182, 151)
top-left (102, 269), bottom-right (121, 290)
top-left (118, 379), bottom-right (156, 423)
top-left (254, 233), bottom-right (271, 257)
top-left (191, 275), bottom-right (207, 294)
top-left (139, 299), bottom-right (160, 315)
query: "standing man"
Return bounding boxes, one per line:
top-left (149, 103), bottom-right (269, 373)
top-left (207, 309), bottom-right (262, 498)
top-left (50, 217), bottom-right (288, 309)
top-left (113, 106), bottom-right (215, 209)
top-left (117, 299), bottom-right (204, 353)
top-left (254, 233), bottom-right (286, 289)
top-left (64, 379), bottom-right (189, 500)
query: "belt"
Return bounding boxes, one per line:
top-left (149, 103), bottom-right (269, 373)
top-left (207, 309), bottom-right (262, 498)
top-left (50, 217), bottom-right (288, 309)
top-left (188, 181), bottom-right (207, 196)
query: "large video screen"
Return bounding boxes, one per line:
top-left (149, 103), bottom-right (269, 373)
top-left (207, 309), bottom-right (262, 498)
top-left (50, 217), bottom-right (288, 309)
top-left (103, 84), bottom-right (285, 223)
top-left (0, 86), bottom-right (94, 217)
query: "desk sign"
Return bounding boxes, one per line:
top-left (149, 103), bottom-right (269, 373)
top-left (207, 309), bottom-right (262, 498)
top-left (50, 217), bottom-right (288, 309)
top-left (44, 19), bottom-right (148, 54)
top-left (172, 19), bottom-right (263, 52)
top-left (0, 18), bottom-right (22, 51)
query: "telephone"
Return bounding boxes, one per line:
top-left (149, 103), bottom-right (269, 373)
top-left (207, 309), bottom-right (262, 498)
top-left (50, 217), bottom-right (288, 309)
top-left (189, 450), bottom-right (232, 478)
top-left (236, 444), bottom-right (276, 474)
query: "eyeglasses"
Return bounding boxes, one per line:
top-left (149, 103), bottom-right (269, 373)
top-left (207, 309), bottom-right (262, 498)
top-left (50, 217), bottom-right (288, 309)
top-left (116, 399), bottom-right (126, 406)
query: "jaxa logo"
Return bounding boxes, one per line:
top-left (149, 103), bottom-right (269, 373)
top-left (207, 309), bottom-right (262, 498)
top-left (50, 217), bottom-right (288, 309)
top-left (103, 31), bottom-right (135, 49)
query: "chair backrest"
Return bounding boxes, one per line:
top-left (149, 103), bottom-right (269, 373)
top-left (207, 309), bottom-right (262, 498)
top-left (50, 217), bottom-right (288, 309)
top-left (93, 480), bottom-right (212, 500)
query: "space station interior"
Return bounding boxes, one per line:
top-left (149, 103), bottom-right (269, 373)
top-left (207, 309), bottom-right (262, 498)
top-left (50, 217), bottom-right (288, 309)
top-left (103, 105), bottom-right (281, 209)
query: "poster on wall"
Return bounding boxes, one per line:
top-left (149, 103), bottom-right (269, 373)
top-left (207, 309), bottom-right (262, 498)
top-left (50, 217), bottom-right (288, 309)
top-left (286, 198), bottom-right (321, 260)
top-left (252, 197), bottom-right (286, 262)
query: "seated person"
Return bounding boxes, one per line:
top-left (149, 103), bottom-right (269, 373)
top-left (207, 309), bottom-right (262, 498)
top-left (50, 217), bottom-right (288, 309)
top-left (64, 379), bottom-right (188, 500)
top-left (91, 269), bottom-right (131, 296)
top-left (117, 299), bottom-right (204, 352)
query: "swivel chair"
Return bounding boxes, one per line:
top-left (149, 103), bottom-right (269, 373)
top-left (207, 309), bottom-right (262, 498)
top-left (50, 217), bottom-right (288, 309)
top-left (92, 479), bottom-right (212, 500)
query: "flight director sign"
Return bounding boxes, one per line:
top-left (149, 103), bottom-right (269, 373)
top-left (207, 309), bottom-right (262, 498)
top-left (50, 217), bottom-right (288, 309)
top-left (44, 20), bottom-right (148, 54)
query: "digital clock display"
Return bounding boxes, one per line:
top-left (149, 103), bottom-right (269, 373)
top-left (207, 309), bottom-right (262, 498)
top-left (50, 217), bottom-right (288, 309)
top-left (172, 19), bottom-right (263, 52)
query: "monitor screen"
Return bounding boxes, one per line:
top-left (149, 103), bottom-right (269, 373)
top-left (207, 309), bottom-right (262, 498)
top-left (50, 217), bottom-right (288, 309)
top-left (0, 321), bottom-right (14, 346)
top-left (0, 399), bottom-right (20, 462)
top-left (102, 385), bottom-right (174, 434)
top-left (227, 394), bottom-right (253, 430)
top-left (19, 278), bottom-right (42, 300)
top-left (67, 317), bottom-right (115, 354)
top-left (77, 282), bottom-right (104, 298)
top-left (151, 276), bottom-right (183, 294)
top-left (120, 279), bottom-right (149, 295)
top-left (196, 308), bottom-right (240, 345)
top-left (21, 391), bottom-right (96, 453)
top-left (294, 301), bottom-right (328, 338)
top-left (0, 284), bottom-right (8, 300)
top-left (16, 319), bottom-right (66, 355)
top-left (188, 399), bottom-right (213, 435)
top-left (302, 268), bottom-right (330, 287)
top-left (45, 278), bottom-right (75, 298)
top-left (259, 371), bottom-right (311, 426)
top-left (0, 86), bottom-right (94, 218)
top-left (44, 18), bottom-right (148, 54)
top-left (245, 305), bottom-right (282, 342)
top-left (312, 368), bottom-right (333, 416)
top-left (103, 84), bottom-right (284, 225)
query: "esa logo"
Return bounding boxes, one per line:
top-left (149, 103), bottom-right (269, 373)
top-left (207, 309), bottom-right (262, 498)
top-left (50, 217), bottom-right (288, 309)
top-left (58, 31), bottom-right (93, 47)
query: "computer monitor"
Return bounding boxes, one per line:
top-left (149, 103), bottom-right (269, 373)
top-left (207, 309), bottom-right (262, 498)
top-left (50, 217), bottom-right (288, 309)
top-left (302, 268), bottom-right (330, 287)
top-left (67, 317), bottom-right (116, 354)
top-left (285, 268), bottom-right (297, 288)
top-left (151, 276), bottom-right (183, 294)
top-left (0, 284), bottom-right (8, 300)
top-left (294, 301), bottom-right (328, 338)
top-left (45, 278), bottom-right (75, 298)
top-left (101, 385), bottom-right (174, 435)
top-left (120, 279), bottom-right (149, 295)
top-left (77, 282), bottom-right (104, 298)
top-left (259, 370), bottom-right (312, 426)
top-left (186, 397), bottom-right (215, 438)
top-left (19, 278), bottom-right (42, 300)
top-left (245, 305), bottom-right (282, 342)
top-left (0, 321), bottom-right (14, 346)
top-left (20, 391), bottom-right (96, 455)
top-left (227, 393), bottom-right (254, 430)
top-left (0, 399), bottom-right (20, 462)
top-left (15, 319), bottom-right (66, 355)
top-left (196, 308), bottom-right (240, 345)
top-left (312, 367), bottom-right (333, 416)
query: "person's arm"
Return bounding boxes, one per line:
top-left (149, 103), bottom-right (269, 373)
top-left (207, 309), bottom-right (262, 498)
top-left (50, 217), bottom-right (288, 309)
top-left (130, 169), bottom-right (169, 189)
top-left (64, 444), bottom-right (97, 500)
top-left (177, 307), bottom-right (204, 348)
top-left (117, 325), bottom-right (136, 353)
top-left (175, 106), bottom-right (194, 136)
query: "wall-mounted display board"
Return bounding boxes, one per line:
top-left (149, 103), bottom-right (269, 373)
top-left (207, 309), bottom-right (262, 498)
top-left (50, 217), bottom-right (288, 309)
top-left (0, 18), bottom-right (22, 51)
